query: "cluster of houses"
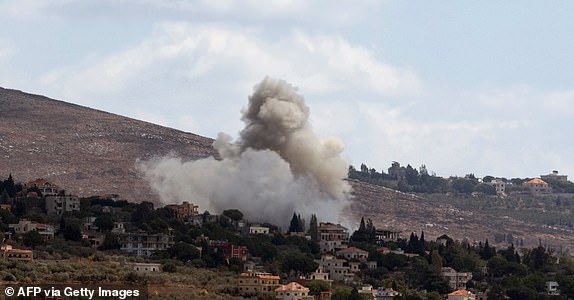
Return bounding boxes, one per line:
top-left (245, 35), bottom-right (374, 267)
top-left (486, 170), bottom-right (569, 196)
top-left (0, 177), bottom-right (565, 299)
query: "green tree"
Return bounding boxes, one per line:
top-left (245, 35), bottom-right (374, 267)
top-left (222, 209), bottom-right (244, 221)
top-left (168, 242), bottom-right (201, 262)
top-left (288, 212), bottom-right (301, 233)
top-left (307, 214), bottom-right (319, 242)
top-left (94, 215), bottom-right (115, 232)
top-left (280, 252), bottom-right (318, 275)
top-left (304, 280), bottom-right (330, 296)
top-left (63, 222), bottom-right (83, 242)
top-left (99, 232), bottom-right (121, 250)
top-left (22, 230), bottom-right (44, 248)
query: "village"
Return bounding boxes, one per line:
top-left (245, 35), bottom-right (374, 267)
top-left (1, 174), bottom-right (573, 300)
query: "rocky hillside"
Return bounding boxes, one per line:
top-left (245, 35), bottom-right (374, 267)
top-left (1, 87), bottom-right (572, 251)
top-left (0, 87), bottom-right (217, 202)
top-left (348, 179), bottom-right (574, 251)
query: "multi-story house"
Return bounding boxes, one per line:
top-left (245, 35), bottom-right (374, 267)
top-left (275, 282), bottom-right (314, 300)
top-left (336, 246), bottom-right (369, 261)
top-left (442, 267), bottom-right (473, 290)
top-left (209, 240), bottom-right (249, 261)
top-left (118, 230), bottom-right (175, 256)
top-left (165, 201), bottom-right (199, 220)
top-left (523, 178), bottom-right (551, 194)
top-left (318, 254), bottom-right (354, 282)
top-left (237, 271), bottom-right (280, 296)
top-left (45, 194), bottom-right (80, 215)
top-left (318, 222), bottom-right (349, 253)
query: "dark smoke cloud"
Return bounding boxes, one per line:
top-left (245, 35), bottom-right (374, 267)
top-left (139, 77), bottom-right (351, 225)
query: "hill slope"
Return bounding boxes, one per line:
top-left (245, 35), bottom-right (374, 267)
top-left (1, 87), bottom-right (573, 251)
top-left (0, 87), bottom-right (217, 201)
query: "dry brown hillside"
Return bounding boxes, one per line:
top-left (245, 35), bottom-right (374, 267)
top-left (0, 87), bottom-right (217, 202)
top-left (1, 87), bottom-right (573, 251)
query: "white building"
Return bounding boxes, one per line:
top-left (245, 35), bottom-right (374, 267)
top-left (249, 225), bottom-right (270, 235)
top-left (275, 282), bottom-right (314, 300)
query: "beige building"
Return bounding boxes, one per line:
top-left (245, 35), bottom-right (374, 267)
top-left (319, 222), bottom-right (349, 253)
top-left (1, 245), bottom-right (33, 261)
top-left (523, 178), bottom-right (551, 194)
top-left (488, 179), bottom-right (506, 195)
top-left (128, 262), bottom-right (162, 272)
top-left (237, 271), bottom-right (280, 296)
top-left (275, 282), bottom-right (314, 300)
top-left (9, 219), bottom-right (55, 240)
top-left (318, 254), bottom-right (354, 282)
top-left (336, 246), bottom-right (369, 261)
top-left (442, 267), bottom-right (473, 290)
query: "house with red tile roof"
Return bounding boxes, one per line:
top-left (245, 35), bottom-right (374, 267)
top-left (448, 289), bottom-right (476, 300)
top-left (523, 178), bottom-right (551, 194)
top-left (275, 282), bottom-right (314, 300)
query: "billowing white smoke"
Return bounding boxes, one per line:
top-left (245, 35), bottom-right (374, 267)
top-left (139, 77), bottom-right (351, 226)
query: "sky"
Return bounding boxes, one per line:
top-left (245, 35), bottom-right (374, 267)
top-left (0, 0), bottom-right (573, 180)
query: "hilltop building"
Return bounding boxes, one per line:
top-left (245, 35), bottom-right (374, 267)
top-left (488, 179), bottom-right (506, 195)
top-left (541, 170), bottom-right (568, 183)
top-left (523, 178), bottom-right (551, 194)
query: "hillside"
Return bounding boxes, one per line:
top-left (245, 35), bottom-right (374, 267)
top-left (0, 87), bottom-right (217, 202)
top-left (348, 179), bottom-right (574, 251)
top-left (1, 87), bottom-right (573, 252)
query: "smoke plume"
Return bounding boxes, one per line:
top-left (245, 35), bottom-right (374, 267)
top-left (139, 77), bottom-right (351, 225)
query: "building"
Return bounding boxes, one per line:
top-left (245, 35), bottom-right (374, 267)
top-left (307, 266), bottom-right (331, 282)
top-left (128, 262), bottom-right (162, 272)
top-left (209, 240), bottom-right (249, 261)
top-left (448, 289), bottom-right (476, 300)
top-left (336, 246), bottom-right (369, 261)
top-left (375, 288), bottom-right (401, 300)
top-left (436, 234), bottom-right (454, 246)
top-left (388, 162), bottom-right (406, 181)
top-left (374, 229), bottom-right (401, 244)
top-left (442, 267), bottom-right (473, 290)
top-left (45, 194), bottom-right (80, 215)
top-left (119, 231), bottom-right (175, 256)
top-left (249, 225), bottom-right (270, 235)
top-left (523, 178), bottom-right (551, 194)
top-left (488, 179), bottom-right (506, 195)
top-left (25, 178), bottom-right (60, 197)
top-left (1, 245), bottom-right (33, 261)
top-left (541, 170), bottom-right (568, 183)
top-left (275, 282), bottom-right (314, 300)
top-left (165, 201), bottom-right (199, 220)
top-left (318, 222), bottom-right (349, 253)
top-left (318, 254), bottom-right (354, 282)
top-left (546, 281), bottom-right (560, 296)
top-left (237, 271), bottom-right (280, 296)
top-left (9, 219), bottom-right (55, 240)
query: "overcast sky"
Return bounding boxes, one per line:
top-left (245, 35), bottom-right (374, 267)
top-left (1, 0), bottom-right (573, 179)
